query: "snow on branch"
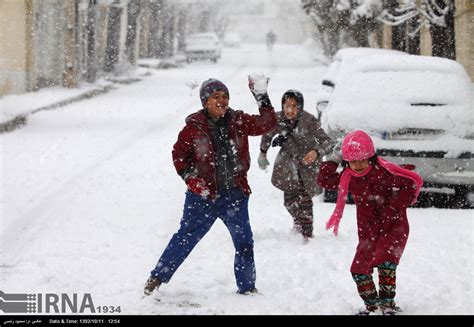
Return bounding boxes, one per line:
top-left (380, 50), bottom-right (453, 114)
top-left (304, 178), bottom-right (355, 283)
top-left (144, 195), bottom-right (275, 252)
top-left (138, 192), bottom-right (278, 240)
top-left (378, 0), bottom-right (452, 33)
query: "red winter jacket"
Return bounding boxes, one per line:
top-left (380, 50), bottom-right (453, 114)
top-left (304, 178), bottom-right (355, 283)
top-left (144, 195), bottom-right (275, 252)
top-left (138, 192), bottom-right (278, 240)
top-left (172, 106), bottom-right (276, 199)
top-left (318, 161), bottom-right (418, 274)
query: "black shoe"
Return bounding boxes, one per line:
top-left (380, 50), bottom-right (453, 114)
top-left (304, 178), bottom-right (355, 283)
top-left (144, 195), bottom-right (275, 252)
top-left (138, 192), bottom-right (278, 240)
top-left (237, 287), bottom-right (258, 295)
top-left (144, 277), bottom-right (161, 296)
top-left (302, 224), bottom-right (313, 239)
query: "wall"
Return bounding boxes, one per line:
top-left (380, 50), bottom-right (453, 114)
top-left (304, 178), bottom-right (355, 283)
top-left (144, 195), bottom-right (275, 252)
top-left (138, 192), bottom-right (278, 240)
top-left (0, 0), bottom-right (31, 96)
top-left (419, 24), bottom-right (432, 56)
top-left (455, 0), bottom-right (474, 81)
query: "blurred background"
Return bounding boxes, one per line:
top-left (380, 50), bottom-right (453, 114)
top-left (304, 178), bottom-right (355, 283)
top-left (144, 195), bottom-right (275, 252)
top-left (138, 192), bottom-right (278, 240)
top-left (0, 0), bottom-right (472, 96)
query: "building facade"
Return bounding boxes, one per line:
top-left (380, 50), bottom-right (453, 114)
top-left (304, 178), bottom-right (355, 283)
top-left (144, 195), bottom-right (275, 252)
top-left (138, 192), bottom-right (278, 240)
top-left (0, 0), bottom-right (145, 97)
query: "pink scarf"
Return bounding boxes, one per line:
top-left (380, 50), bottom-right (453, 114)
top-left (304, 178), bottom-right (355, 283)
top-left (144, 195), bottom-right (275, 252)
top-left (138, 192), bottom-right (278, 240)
top-left (326, 157), bottom-right (423, 236)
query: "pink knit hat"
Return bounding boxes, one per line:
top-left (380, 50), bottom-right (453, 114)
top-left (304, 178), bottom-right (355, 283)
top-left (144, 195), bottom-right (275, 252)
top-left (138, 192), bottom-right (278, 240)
top-left (342, 130), bottom-right (375, 161)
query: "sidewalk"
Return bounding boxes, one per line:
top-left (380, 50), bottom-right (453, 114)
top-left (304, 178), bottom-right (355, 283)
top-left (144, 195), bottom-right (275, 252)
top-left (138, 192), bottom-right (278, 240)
top-left (0, 57), bottom-right (183, 133)
top-left (0, 81), bottom-right (116, 133)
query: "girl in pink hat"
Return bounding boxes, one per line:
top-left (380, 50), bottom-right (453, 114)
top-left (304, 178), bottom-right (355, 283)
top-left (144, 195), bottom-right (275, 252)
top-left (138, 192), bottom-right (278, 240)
top-left (317, 130), bottom-right (423, 315)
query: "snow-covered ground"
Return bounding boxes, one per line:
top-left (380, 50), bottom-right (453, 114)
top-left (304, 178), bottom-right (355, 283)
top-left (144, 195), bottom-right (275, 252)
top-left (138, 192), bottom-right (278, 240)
top-left (1, 43), bottom-right (472, 315)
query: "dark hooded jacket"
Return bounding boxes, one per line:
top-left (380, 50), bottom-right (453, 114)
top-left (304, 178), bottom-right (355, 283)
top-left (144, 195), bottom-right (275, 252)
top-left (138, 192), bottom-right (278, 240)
top-left (260, 90), bottom-right (333, 196)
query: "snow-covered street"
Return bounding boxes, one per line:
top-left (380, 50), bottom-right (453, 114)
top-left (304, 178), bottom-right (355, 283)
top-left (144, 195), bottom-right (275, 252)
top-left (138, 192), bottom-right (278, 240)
top-left (1, 43), bottom-right (472, 315)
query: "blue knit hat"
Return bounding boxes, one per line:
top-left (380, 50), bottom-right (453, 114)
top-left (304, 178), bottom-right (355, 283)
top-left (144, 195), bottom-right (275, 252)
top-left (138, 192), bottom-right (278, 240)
top-left (199, 78), bottom-right (229, 105)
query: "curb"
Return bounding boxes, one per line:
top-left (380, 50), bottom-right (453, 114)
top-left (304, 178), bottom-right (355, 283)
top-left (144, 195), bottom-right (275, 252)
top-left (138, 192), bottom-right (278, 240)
top-left (0, 115), bottom-right (28, 133)
top-left (0, 84), bottom-right (117, 134)
top-left (0, 58), bottom-right (184, 134)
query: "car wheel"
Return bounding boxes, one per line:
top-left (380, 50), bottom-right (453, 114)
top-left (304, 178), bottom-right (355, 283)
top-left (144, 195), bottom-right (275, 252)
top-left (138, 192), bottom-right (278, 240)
top-left (452, 186), bottom-right (470, 209)
top-left (415, 192), bottom-right (433, 208)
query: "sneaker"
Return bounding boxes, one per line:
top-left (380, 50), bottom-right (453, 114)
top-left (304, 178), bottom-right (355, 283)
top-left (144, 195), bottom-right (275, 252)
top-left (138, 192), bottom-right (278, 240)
top-left (381, 305), bottom-right (402, 316)
top-left (302, 226), bottom-right (313, 239)
top-left (302, 235), bottom-right (314, 245)
top-left (290, 225), bottom-right (302, 235)
top-left (144, 277), bottom-right (161, 296)
top-left (237, 287), bottom-right (258, 295)
top-left (356, 304), bottom-right (378, 316)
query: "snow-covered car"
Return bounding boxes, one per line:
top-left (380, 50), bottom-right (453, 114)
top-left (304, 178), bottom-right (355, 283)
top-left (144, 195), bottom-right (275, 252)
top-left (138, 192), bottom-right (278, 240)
top-left (316, 48), bottom-right (474, 208)
top-left (223, 33), bottom-right (241, 48)
top-left (315, 47), bottom-right (408, 119)
top-left (184, 33), bottom-right (222, 63)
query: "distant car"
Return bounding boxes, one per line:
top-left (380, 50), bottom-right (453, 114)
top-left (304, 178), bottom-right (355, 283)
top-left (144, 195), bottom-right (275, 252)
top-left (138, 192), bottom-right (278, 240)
top-left (223, 33), bottom-right (241, 48)
top-left (184, 33), bottom-right (222, 63)
top-left (316, 47), bottom-right (474, 208)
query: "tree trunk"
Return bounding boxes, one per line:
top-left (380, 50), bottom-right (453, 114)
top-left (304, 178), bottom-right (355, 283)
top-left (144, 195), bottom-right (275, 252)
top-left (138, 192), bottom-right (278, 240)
top-left (125, 0), bottom-right (141, 65)
top-left (63, 0), bottom-right (79, 87)
top-left (104, 4), bottom-right (122, 72)
top-left (158, 2), bottom-right (175, 59)
top-left (406, 17), bottom-right (420, 55)
top-left (199, 10), bottom-right (210, 32)
top-left (177, 9), bottom-right (187, 52)
top-left (148, 0), bottom-right (164, 58)
top-left (391, 23), bottom-right (405, 52)
top-left (85, 0), bottom-right (98, 82)
top-left (430, 1), bottom-right (455, 59)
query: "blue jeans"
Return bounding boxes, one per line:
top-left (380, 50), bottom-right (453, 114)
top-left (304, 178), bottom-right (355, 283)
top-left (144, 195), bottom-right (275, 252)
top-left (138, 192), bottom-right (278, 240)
top-left (150, 188), bottom-right (256, 293)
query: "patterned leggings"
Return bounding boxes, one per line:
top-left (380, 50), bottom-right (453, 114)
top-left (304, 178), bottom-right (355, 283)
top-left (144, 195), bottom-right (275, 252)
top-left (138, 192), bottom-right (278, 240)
top-left (283, 188), bottom-right (313, 237)
top-left (352, 262), bottom-right (397, 309)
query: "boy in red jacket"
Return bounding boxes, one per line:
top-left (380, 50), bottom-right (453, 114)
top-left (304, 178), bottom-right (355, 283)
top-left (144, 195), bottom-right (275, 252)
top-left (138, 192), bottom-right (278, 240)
top-left (318, 130), bottom-right (423, 315)
top-left (144, 77), bottom-right (276, 296)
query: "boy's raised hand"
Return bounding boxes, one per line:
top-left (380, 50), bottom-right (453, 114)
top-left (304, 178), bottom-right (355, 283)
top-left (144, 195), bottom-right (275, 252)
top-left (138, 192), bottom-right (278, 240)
top-left (248, 73), bottom-right (269, 97)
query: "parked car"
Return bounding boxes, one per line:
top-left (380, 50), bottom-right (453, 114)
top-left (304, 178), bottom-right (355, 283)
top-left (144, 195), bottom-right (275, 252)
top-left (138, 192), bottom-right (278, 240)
top-left (315, 47), bottom-right (408, 119)
top-left (316, 48), bottom-right (474, 208)
top-left (184, 33), bottom-right (222, 63)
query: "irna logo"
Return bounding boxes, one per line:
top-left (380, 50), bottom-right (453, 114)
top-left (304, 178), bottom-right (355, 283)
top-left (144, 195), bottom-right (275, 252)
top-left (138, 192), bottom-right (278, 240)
top-left (0, 290), bottom-right (96, 313)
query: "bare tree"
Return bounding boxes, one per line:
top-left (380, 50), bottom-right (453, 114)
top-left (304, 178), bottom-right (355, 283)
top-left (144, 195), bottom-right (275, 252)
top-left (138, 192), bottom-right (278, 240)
top-left (378, 0), bottom-right (455, 58)
top-left (302, 0), bottom-right (382, 58)
top-left (379, 0), bottom-right (451, 34)
top-left (302, 0), bottom-right (347, 58)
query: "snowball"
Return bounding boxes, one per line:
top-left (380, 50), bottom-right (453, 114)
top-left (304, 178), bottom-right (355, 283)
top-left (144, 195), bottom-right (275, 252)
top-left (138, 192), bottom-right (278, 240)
top-left (248, 73), bottom-right (269, 95)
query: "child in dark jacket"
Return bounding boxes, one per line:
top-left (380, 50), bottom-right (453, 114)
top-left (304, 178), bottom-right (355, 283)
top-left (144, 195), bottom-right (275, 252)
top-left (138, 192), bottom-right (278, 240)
top-left (258, 90), bottom-right (333, 240)
top-left (317, 130), bottom-right (423, 315)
